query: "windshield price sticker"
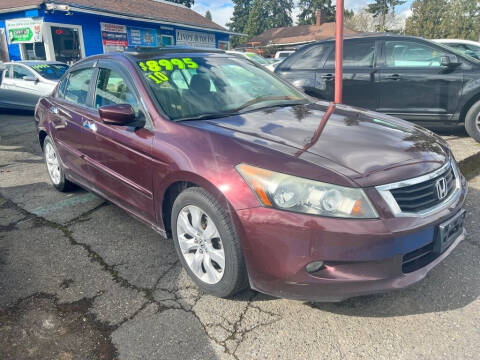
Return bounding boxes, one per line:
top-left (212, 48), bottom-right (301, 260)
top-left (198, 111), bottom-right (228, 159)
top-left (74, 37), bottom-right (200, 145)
top-left (31, 64), bottom-right (49, 70)
top-left (138, 57), bottom-right (199, 84)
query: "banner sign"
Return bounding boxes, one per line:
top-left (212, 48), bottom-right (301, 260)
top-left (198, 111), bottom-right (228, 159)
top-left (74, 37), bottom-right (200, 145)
top-left (127, 27), bottom-right (158, 47)
top-left (101, 23), bottom-right (128, 51)
top-left (176, 29), bottom-right (216, 48)
top-left (6, 18), bottom-right (43, 44)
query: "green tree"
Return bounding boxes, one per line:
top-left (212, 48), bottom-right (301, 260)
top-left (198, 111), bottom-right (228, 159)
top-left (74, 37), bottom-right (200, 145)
top-left (205, 10), bottom-right (212, 21)
top-left (405, 0), bottom-right (449, 38)
top-left (265, 0), bottom-right (294, 28)
top-left (297, 0), bottom-right (335, 25)
top-left (367, 0), bottom-right (406, 32)
top-left (443, 0), bottom-right (480, 40)
top-left (227, 0), bottom-right (253, 46)
top-left (166, 0), bottom-right (194, 8)
top-left (245, 0), bottom-right (268, 37)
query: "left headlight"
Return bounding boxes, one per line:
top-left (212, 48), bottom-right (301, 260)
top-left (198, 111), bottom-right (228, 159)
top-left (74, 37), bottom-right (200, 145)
top-left (236, 164), bottom-right (378, 219)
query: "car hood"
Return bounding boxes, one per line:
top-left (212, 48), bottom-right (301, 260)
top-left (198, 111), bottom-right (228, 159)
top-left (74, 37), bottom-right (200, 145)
top-left (187, 102), bottom-right (449, 187)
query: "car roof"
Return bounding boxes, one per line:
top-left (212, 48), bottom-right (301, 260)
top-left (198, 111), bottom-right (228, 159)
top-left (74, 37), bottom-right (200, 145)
top-left (435, 39), bottom-right (480, 45)
top-left (309, 32), bottom-right (430, 45)
top-left (4, 61), bottom-right (67, 66)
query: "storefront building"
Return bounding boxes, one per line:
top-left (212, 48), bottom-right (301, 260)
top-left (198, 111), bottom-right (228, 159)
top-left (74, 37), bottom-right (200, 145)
top-left (0, 0), bottom-right (232, 64)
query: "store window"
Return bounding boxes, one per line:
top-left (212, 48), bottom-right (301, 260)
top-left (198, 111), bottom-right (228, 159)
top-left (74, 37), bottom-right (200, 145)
top-left (161, 35), bottom-right (174, 46)
top-left (218, 41), bottom-right (229, 50)
top-left (51, 26), bottom-right (82, 64)
top-left (21, 43), bottom-right (46, 60)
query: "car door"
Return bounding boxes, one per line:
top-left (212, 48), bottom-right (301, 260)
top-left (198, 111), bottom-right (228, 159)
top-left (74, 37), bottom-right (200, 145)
top-left (320, 39), bottom-right (380, 109)
top-left (377, 39), bottom-right (464, 122)
top-left (12, 64), bottom-right (44, 106)
top-left (81, 62), bottom-right (155, 222)
top-left (275, 43), bottom-right (332, 98)
top-left (48, 66), bottom-right (97, 183)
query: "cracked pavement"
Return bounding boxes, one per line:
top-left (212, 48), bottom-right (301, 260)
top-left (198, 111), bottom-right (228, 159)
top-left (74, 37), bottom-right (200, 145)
top-left (1, 111), bottom-right (480, 359)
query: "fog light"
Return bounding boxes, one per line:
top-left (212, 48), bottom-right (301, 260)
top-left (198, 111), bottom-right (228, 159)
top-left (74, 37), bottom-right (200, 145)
top-left (306, 261), bottom-right (325, 273)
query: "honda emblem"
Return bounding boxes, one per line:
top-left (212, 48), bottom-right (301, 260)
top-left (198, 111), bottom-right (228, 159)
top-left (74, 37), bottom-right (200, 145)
top-left (436, 177), bottom-right (448, 200)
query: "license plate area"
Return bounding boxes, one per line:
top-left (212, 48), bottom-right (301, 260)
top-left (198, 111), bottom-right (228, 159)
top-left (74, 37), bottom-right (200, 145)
top-left (435, 209), bottom-right (466, 254)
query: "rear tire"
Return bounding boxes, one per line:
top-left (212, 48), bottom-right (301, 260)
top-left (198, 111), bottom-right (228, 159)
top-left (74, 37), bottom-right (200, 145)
top-left (171, 187), bottom-right (248, 298)
top-left (465, 100), bottom-right (480, 142)
top-left (43, 136), bottom-right (74, 192)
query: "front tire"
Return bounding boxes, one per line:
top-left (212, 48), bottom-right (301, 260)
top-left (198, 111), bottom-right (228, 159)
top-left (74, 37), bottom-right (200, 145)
top-left (171, 187), bottom-right (248, 297)
top-left (43, 136), bottom-right (74, 192)
top-left (465, 100), bottom-right (480, 142)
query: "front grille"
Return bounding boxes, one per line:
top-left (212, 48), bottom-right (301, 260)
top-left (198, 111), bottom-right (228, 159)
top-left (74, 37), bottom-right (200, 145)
top-left (402, 242), bottom-right (436, 273)
top-left (390, 166), bottom-right (456, 213)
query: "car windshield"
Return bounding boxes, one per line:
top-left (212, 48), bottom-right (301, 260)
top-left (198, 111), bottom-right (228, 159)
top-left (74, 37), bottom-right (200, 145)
top-left (136, 55), bottom-right (308, 121)
top-left (30, 63), bottom-right (69, 80)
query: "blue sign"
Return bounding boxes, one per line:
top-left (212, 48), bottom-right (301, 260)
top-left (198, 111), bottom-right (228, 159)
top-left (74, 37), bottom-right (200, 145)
top-left (127, 27), bottom-right (158, 47)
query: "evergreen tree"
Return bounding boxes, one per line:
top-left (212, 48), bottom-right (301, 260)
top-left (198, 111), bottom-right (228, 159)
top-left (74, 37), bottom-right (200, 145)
top-left (166, 0), bottom-right (194, 8)
top-left (367, 0), bottom-right (406, 32)
top-left (405, 0), bottom-right (449, 38)
top-left (443, 0), bottom-right (480, 40)
top-left (205, 10), bottom-right (212, 21)
top-left (297, 0), bottom-right (335, 25)
top-left (227, 0), bottom-right (253, 46)
top-left (265, 0), bottom-right (294, 29)
top-left (245, 0), bottom-right (268, 37)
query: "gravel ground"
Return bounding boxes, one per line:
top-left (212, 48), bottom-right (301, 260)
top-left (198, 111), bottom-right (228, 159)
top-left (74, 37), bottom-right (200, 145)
top-left (1, 111), bottom-right (479, 360)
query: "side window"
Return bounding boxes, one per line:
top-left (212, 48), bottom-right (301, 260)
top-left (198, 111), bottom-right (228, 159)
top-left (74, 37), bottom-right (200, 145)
top-left (94, 68), bottom-right (139, 112)
top-left (56, 75), bottom-right (69, 99)
top-left (13, 65), bottom-right (34, 79)
top-left (3, 65), bottom-right (11, 79)
top-left (289, 45), bottom-right (329, 70)
top-left (325, 41), bottom-right (375, 68)
top-left (64, 68), bottom-right (94, 105)
top-left (385, 41), bottom-right (447, 68)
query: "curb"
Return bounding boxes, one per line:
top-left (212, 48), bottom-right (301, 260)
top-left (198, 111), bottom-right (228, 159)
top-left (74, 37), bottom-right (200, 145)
top-left (459, 151), bottom-right (480, 180)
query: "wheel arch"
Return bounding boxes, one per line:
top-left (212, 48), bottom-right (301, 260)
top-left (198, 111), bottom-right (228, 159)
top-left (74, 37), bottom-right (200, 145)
top-left (459, 92), bottom-right (480, 123)
top-left (159, 173), bottom-right (236, 238)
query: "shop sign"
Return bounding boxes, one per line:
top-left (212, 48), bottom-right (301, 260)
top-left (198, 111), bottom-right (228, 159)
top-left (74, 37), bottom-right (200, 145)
top-left (176, 29), bottom-right (215, 48)
top-left (101, 22), bottom-right (128, 51)
top-left (5, 18), bottom-right (43, 44)
top-left (127, 27), bottom-right (158, 47)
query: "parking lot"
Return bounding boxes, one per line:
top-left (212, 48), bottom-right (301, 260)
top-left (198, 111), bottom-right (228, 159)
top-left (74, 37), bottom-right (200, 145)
top-left (1, 111), bottom-right (480, 360)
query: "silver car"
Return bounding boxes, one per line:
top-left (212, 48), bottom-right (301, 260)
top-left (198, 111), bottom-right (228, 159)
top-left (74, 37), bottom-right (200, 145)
top-left (0, 61), bottom-right (69, 110)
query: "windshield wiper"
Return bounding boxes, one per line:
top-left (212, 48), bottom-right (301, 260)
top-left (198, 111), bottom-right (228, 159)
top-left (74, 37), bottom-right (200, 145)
top-left (174, 112), bottom-right (240, 122)
top-left (231, 96), bottom-right (307, 113)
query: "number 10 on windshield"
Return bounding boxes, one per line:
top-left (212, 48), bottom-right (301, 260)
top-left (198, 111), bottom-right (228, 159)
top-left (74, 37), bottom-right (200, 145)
top-left (138, 58), bottom-right (199, 84)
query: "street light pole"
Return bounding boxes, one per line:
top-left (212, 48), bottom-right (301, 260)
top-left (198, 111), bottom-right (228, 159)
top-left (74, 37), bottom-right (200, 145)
top-left (334, 0), bottom-right (344, 104)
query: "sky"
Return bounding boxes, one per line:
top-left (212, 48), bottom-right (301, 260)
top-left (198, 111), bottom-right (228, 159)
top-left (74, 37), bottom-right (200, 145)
top-left (192, 0), bottom-right (414, 28)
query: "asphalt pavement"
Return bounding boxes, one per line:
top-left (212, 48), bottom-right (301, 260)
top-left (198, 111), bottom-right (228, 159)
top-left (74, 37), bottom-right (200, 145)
top-left (1, 111), bottom-right (479, 360)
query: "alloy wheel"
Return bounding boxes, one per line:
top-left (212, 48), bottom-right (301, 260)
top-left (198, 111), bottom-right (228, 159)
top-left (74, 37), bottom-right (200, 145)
top-left (45, 142), bottom-right (61, 185)
top-left (176, 205), bottom-right (225, 284)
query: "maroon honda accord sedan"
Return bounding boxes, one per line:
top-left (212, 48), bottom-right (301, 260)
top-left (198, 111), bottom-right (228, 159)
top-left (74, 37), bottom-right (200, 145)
top-left (35, 48), bottom-right (467, 301)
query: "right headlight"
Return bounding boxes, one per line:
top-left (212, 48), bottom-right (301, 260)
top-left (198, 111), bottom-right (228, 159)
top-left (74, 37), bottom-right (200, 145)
top-left (236, 164), bottom-right (378, 219)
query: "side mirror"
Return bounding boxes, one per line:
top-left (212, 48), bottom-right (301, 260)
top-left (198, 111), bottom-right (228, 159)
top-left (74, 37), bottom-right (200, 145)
top-left (23, 75), bottom-right (38, 82)
top-left (99, 104), bottom-right (136, 126)
top-left (441, 55), bottom-right (460, 67)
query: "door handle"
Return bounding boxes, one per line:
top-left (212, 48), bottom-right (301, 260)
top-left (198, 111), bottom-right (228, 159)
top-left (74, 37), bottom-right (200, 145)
top-left (322, 74), bottom-right (334, 80)
top-left (385, 74), bottom-right (401, 81)
top-left (50, 106), bottom-right (59, 114)
top-left (83, 119), bottom-right (97, 132)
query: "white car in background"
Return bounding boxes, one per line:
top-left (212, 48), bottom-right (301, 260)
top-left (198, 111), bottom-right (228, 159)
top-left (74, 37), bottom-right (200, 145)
top-left (0, 61), bottom-right (69, 110)
top-left (226, 51), bottom-right (271, 68)
top-left (274, 50), bottom-right (295, 59)
top-left (434, 39), bottom-right (480, 60)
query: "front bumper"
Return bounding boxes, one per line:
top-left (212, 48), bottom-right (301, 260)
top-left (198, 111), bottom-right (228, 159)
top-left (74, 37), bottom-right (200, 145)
top-left (236, 177), bottom-right (467, 302)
